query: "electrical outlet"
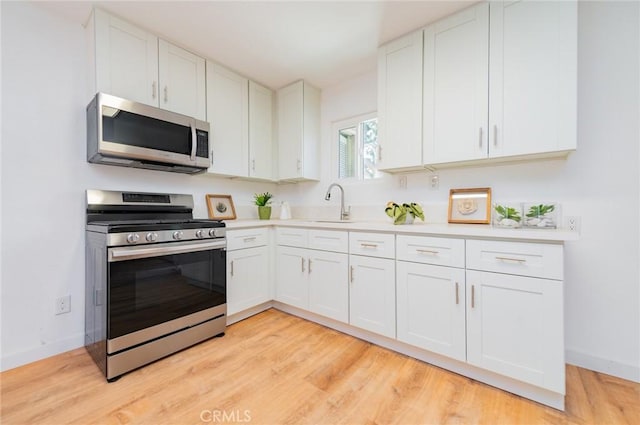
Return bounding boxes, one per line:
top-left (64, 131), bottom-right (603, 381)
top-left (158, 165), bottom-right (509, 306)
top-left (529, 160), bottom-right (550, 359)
top-left (55, 295), bottom-right (71, 315)
top-left (430, 174), bottom-right (439, 189)
top-left (564, 216), bottom-right (581, 233)
top-left (399, 175), bottom-right (407, 189)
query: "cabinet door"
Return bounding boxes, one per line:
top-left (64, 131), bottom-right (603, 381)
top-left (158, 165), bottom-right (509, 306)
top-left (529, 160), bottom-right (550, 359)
top-left (94, 9), bottom-right (158, 106)
top-left (489, 0), bottom-right (577, 158)
top-left (277, 81), bottom-right (304, 180)
top-left (206, 62), bottom-right (249, 176)
top-left (249, 81), bottom-right (274, 180)
top-left (466, 270), bottom-right (564, 393)
top-left (423, 3), bottom-right (489, 165)
top-left (349, 256), bottom-right (396, 338)
top-left (275, 246), bottom-right (308, 309)
top-left (227, 246), bottom-right (270, 316)
top-left (158, 39), bottom-right (206, 121)
top-left (377, 31), bottom-right (424, 171)
top-left (308, 251), bottom-right (349, 323)
top-left (397, 262), bottom-right (466, 361)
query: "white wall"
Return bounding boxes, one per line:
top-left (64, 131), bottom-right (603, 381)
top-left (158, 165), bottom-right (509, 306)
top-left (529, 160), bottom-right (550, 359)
top-left (0, 1), bottom-right (276, 370)
top-left (280, 1), bottom-right (640, 382)
top-left (1, 1), bottom-right (638, 383)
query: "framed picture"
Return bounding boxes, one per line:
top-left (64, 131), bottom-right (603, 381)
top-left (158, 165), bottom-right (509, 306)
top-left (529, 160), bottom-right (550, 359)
top-left (205, 194), bottom-right (236, 220)
top-left (448, 188), bottom-right (492, 224)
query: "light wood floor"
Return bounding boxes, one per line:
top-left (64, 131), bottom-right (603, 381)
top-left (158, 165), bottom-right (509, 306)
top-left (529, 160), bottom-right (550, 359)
top-left (1, 309), bottom-right (638, 425)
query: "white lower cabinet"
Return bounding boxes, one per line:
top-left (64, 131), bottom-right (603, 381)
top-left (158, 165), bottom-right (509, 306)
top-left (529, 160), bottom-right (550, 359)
top-left (396, 261), bottom-right (466, 361)
top-left (226, 228), bottom-right (271, 316)
top-left (275, 246), bottom-right (308, 310)
top-left (349, 255), bottom-right (396, 339)
top-left (308, 250), bottom-right (349, 323)
top-left (227, 246), bottom-right (270, 316)
top-left (275, 228), bottom-right (349, 323)
top-left (466, 270), bottom-right (564, 392)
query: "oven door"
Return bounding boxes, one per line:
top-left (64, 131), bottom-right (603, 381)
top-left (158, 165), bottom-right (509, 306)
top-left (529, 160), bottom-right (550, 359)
top-left (106, 239), bottom-right (226, 354)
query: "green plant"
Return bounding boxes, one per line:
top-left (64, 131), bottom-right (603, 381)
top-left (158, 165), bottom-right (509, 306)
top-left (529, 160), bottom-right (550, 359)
top-left (526, 204), bottom-right (555, 218)
top-left (253, 192), bottom-right (273, 207)
top-left (385, 202), bottom-right (424, 224)
top-left (494, 205), bottom-right (521, 222)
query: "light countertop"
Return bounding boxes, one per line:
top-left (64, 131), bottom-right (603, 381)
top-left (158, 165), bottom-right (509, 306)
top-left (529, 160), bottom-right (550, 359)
top-left (224, 219), bottom-right (579, 243)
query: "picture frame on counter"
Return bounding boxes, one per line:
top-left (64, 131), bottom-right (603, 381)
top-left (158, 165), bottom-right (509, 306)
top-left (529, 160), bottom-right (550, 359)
top-left (448, 187), bottom-right (492, 224)
top-left (206, 194), bottom-right (236, 220)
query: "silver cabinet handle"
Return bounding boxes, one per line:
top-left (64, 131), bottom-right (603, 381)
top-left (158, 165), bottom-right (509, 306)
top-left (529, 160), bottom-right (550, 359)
top-left (416, 249), bottom-right (439, 255)
top-left (493, 125), bottom-right (498, 146)
top-left (297, 159), bottom-right (302, 171)
top-left (152, 81), bottom-right (157, 99)
top-left (210, 150), bottom-right (214, 166)
top-left (243, 237), bottom-right (256, 243)
top-left (350, 266), bottom-right (354, 283)
top-left (360, 243), bottom-right (378, 249)
top-left (230, 260), bottom-right (234, 277)
top-left (190, 122), bottom-right (197, 161)
top-left (378, 145), bottom-right (383, 161)
top-left (455, 282), bottom-right (459, 305)
top-left (308, 259), bottom-right (312, 274)
top-left (471, 285), bottom-right (475, 308)
top-left (252, 159), bottom-right (256, 171)
top-left (301, 257), bottom-right (305, 272)
top-left (479, 127), bottom-right (483, 148)
top-left (495, 256), bottom-right (526, 264)
top-left (164, 86), bottom-right (168, 103)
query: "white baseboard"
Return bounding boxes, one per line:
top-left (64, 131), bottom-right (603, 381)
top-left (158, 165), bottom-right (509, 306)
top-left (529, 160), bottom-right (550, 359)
top-left (566, 349), bottom-right (640, 383)
top-left (0, 332), bottom-right (85, 372)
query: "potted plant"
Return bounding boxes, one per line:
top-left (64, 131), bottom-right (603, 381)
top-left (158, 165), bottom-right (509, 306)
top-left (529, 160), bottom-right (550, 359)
top-left (493, 204), bottom-right (522, 228)
top-left (524, 203), bottom-right (557, 228)
top-left (385, 202), bottom-right (424, 225)
top-left (254, 192), bottom-right (273, 220)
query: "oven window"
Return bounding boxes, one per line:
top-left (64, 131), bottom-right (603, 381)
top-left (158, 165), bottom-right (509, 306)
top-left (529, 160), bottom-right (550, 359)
top-left (108, 249), bottom-right (226, 339)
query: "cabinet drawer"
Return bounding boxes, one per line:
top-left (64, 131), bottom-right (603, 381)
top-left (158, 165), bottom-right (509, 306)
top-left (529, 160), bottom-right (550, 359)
top-left (276, 227), bottom-right (308, 248)
top-left (466, 240), bottom-right (563, 280)
top-left (396, 235), bottom-right (465, 268)
top-left (308, 230), bottom-right (348, 253)
top-left (227, 228), bottom-right (269, 251)
top-left (349, 232), bottom-right (395, 258)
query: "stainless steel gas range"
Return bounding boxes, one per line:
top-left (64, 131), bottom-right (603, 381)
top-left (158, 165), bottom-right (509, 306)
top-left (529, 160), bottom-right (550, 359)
top-left (85, 190), bottom-right (227, 381)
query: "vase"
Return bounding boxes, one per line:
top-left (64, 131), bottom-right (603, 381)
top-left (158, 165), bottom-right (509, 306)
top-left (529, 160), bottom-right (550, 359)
top-left (258, 206), bottom-right (272, 220)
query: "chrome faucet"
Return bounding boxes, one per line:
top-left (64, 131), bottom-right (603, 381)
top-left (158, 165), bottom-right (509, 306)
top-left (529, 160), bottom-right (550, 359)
top-left (324, 183), bottom-right (351, 220)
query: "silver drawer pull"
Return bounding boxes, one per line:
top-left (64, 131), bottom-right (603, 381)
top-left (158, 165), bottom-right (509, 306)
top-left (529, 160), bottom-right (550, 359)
top-left (350, 266), bottom-right (354, 283)
top-left (360, 243), bottom-right (378, 248)
top-left (230, 260), bottom-right (234, 277)
top-left (455, 282), bottom-right (459, 305)
top-left (301, 257), bottom-right (305, 272)
top-left (495, 256), bottom-right (527, 264)
top-left (243, 237), bottom-right (257, 243)
top-left (471, 285), bottom-right (475, 308)
top-left (308, 259), bottom-right (312, 273)
top-left (416, 249), bottom-right (439, 255)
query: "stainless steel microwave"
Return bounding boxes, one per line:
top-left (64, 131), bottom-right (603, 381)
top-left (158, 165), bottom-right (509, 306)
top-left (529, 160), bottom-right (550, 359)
top-left (87, 93), bottom-right (210, 174)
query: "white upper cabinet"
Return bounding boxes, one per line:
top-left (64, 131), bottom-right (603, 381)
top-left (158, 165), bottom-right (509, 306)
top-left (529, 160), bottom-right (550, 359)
top-left (158, 39), bottom-right (206, 121)
top-left (90, 9), bottom-right (206, 121)
top-left (249, 81), bottom-right (274, 180)
top-left (92, 9), bottom-right (158, 106)
top-left (206, 62), bottom-right (249, 176)
top-left (380, 0), bottom-right (577, 171)
top-left (277, 80), bottom-right (320, 181)
top-left (423, 3), bottom-right (489, 164)
top-left (377, 30), bottom-right (424, 172)
top-left (488, 0), bottom-right (577, 158)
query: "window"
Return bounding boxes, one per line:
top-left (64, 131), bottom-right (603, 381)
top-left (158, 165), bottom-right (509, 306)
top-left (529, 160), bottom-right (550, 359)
top-left (335, 114), bottom-right (382, 181)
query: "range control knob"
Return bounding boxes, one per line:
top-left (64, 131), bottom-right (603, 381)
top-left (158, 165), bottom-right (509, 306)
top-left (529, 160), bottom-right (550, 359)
top-left (195, 229), bottom-right (205, 239)
top-left (208, 229), bottom-right (218, 238)
top-left (126, 233), bottom-right (140, 244)
top-left (146, 232), bottom-right (158, 242)
top-left (172, 231), bottom-right (184, 240)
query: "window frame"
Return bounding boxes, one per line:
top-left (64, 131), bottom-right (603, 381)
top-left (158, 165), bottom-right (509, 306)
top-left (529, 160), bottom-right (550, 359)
top-left (331, 111), bottom-right (380, 183)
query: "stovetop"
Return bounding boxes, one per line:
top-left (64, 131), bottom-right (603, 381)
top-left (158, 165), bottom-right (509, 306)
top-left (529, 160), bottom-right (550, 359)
top-left (89, 219), bottom-right (225, 233)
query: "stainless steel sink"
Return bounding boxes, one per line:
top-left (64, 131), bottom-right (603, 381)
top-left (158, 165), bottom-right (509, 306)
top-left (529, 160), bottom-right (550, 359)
top-left (307, 219), bottom-right (355, 224)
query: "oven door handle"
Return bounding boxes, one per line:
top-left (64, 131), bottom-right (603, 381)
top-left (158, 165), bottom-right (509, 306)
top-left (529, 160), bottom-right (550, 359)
top-left (108, 240), bottom-right (226, 262)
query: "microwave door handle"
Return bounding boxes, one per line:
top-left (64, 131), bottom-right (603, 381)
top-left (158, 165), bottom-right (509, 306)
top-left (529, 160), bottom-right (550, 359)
top-left (190, 122), bottom-right (197, 161)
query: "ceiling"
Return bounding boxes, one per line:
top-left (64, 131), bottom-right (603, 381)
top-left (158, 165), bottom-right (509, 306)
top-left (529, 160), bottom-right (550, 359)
top-left (35, 0), bottom-right (476, 89)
